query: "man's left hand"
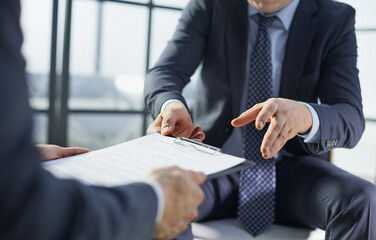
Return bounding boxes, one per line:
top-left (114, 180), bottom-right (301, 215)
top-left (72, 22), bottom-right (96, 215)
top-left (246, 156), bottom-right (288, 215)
top-left (232, 98), bottom-right (312, 159)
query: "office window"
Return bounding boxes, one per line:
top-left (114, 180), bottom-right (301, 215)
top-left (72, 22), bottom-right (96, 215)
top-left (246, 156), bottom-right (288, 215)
top-left (32, 114), bottom-right (49, 144)
top-left (153, 0), bottom-right (189, 8)
top-left (150, 8), bottom-right (181, 67)
top-left (69, 1), bottom-right (148, 111)
top-left (68, 114), bottom-right (143, 150)
top-left (69, 0), bottom-right (98, 77)
top-left (21, 0), bottom-right (52, 144)
top-left (21, 0), bottom-right (185, 149)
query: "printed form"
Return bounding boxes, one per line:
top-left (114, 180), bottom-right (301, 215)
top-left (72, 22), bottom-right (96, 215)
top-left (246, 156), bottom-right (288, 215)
top-left (43, 133), bottom-right (251, 187)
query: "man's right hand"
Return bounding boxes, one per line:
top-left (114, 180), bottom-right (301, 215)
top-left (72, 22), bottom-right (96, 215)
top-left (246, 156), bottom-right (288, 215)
top-left (147, 102), bottom-right (205, 142)
top-left (144, 166), bottom-right (206, 239)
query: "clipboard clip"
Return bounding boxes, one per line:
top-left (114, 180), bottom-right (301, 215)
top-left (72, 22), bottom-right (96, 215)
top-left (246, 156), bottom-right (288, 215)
top-left (174, 137), bottom-right (222, 155)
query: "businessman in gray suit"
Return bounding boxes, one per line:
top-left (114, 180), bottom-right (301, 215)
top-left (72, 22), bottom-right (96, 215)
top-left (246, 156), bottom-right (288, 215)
top-left (0, 0), bottom-right (207, 239)
top-left (145, 0), bottom-right (376, 239)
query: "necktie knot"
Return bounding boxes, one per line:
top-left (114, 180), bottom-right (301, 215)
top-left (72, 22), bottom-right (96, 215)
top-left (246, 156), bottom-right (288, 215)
top-left (258, 14), bottom-right (277, 29)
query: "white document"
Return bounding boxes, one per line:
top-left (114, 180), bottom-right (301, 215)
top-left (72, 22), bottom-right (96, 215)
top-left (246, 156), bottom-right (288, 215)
top-left (43, 133), bottom-right (249, 187)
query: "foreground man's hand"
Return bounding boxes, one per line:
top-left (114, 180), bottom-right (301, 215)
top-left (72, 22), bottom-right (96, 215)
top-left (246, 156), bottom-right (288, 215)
top-left (147, 102), bottom-right (205, 142)
top-left (36, 144), bottom-right (89, 161)
top-left (145, 166), bottom-right (206, 239)
top-left (232, 98), bottom-right (312, 159)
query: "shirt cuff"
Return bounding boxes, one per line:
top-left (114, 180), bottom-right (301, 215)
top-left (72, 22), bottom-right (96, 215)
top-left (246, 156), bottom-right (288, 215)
top-left (145, 181), bottom-right (164, 223)
top-left (297, 102), bottom-right (320, 143)
top-left (160, 99), bottom-right (184, 113)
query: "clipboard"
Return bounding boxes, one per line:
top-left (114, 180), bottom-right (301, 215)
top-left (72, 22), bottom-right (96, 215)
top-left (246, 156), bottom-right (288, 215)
top-left (173, 136), bottom-right (256, 180)
top-left (43, 133), bottom-right (255, 187)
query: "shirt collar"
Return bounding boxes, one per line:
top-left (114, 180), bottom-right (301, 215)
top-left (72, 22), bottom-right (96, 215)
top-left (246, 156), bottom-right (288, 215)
top-left (248, 0), bottom-right (300, 31)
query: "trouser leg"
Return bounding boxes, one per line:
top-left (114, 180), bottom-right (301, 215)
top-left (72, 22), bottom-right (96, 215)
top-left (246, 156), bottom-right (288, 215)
top-left (275, 155), bottom-right (376, 240)
top-left (173, 154), bottom-right (376, 240)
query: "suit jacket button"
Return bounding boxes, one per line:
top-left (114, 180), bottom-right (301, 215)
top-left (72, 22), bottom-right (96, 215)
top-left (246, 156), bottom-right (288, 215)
top-left (224, 127), bottom-right (231, 133)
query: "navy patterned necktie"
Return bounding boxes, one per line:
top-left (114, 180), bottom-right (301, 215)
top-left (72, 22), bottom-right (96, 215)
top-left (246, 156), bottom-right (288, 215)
top-left (238, 14), bottom-right (277, 237)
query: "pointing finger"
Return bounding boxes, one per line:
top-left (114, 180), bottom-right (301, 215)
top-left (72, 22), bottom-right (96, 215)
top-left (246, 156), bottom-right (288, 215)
top-left (232, 104), bottom-right (263, 127)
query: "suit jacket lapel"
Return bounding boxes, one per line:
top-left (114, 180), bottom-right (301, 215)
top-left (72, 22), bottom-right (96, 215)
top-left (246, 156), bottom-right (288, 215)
top-left (279, 0), bottom-right (319, 99)
top-left (226, 0), bottom-right (248, 117)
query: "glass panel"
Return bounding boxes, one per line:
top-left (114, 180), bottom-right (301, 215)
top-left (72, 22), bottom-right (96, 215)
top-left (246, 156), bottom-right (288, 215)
top-left (32, 113), bottom-right (48, 144)
top-left (337, 0), bottom-right (376, 29)
top-left (70, 0), bottom-right (99, 76)
top-left (153, 0), bottom-right (189, 9)
top-left (20, 0), bottom-right (52, 110)
top-left (146, 114), bottom-right (154, 127)
top-left (334, 121), bottom-right (376, 184)
top-left (68, 114), bottom-right (144, 150)
top-left (357, 31), bottom-right (376, 119)
top-left (150, 8), bottom-right (181, 67)
top-left (69, 2), bottom-right (148, 111)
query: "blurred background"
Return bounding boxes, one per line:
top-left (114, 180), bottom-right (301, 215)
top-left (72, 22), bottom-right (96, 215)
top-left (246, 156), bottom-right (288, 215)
top-left (21, 0), bottom-right (376, 183)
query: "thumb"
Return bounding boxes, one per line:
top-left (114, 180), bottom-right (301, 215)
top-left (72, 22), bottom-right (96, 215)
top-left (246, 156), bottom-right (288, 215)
top-left (147, 114), bottom-right (163, 135)
top-left (161, 114), bottom-right (176, 136)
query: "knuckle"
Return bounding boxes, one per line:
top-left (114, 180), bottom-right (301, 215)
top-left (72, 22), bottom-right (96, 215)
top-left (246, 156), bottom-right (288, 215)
top-left (169, 165), bottom-right (180, 171)
top-left (283, 108), bottom-right (293, 117)
top-left (280, 134), bottom-right (287, 143)
top-left (270, 101), bottom-right (278, 110)
top-left (264, 133), bottom-right (273, 143)
top-left (269, 123), bottom-right (281, 134)
top-left (254, 103), bottom-right (262, 108)
top-left (268, 97), bottom-right (278, 105)
top-left (275, 122), bottom-right (283, 132)
top-left (175, 176), bottom-right (186, 185)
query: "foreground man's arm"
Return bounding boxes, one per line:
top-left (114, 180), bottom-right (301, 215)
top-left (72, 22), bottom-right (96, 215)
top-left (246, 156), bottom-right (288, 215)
top-left (0, 1), bottom-right (205, 239)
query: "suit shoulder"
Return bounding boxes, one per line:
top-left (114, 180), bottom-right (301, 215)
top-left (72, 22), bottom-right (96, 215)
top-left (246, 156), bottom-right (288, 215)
top-left (315, 0), bottom-right (355, 19)
top-left (312, 0), bottom-right (356, 33)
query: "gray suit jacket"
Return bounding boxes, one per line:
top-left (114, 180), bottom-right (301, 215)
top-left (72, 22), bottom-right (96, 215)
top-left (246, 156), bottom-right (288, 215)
top-left (0, 1), bottom-right (158, 239)
top-left (144, 0), bottom-right (364, 159)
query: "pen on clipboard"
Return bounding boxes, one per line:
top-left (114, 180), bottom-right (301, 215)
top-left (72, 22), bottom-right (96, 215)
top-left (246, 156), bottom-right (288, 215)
top-left (173, 136), bottom-right (222, 155)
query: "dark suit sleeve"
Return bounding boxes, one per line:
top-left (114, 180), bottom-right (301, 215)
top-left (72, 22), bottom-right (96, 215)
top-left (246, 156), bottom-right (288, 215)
top-left (0, 1), bottom-right (158, 240)
top-left (144, 0), bottom-right (212, 119)
top-left (307, 7), bottom-right (365, 154)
